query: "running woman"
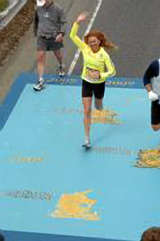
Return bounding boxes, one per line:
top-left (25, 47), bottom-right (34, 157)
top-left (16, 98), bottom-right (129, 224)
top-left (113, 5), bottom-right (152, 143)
top-left (70, 12), bottom-right (116, 149)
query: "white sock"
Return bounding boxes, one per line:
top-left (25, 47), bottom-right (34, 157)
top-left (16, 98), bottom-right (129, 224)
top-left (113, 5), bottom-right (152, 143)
top-left (39, 77), bottom-right (44, 83)
top-left (85, 136), bottom-right (90, 144)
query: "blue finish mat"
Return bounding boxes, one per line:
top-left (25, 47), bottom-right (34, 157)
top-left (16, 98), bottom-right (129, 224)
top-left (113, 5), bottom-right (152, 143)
top-left (0, 74), bottom-right (159, 241)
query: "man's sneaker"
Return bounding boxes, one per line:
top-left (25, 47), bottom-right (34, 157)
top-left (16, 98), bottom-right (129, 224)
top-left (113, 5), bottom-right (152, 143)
top-left (33, 79), bottom-right (44, 91)
top-left (58, 64), bottom-right (65, 77)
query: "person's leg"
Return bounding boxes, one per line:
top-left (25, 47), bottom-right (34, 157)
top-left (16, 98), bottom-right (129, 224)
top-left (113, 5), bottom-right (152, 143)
top-left (82, 80), bottom-right (93, 148)
top-left (95, 98), bottom-right (103, 110)
top-left (33, 37), bottom-right (47, 91)
top-left (151, 100), bottom-right (160, 131)
top-left (54, 49), bottom-right (63, 65)
top-left (82, 97), bottom-right (92, 147)
top-left (94, 82), bottom-right (105, 109)
top-left (152, 124), bottom-right (160, 131)
top-left (37, 50), bottom-right (46, 81)
top-left (54, 49), bottom-right (65, 76)
top-left (33, 50), bottom-right (46, 91)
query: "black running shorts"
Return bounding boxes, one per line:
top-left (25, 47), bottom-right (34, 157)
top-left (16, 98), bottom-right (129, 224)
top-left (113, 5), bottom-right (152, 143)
top-left (37, 36), bottom-right (63, 51)
top-left (82, 79), bottom-right (105, 99)
top-left (151, 100), bottom-right (160, 125)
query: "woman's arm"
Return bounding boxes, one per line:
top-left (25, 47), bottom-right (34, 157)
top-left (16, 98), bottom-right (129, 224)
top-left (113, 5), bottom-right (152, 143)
top-left (70, 12), bottom-right (89, 50)
top-left (70, 22), bottom-right (87, 50)
top-left (101, 53), bottom-right (116, 79)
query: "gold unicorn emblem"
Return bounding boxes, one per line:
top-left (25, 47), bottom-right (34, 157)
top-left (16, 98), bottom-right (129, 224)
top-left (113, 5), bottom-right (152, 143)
top-left (50, 190), bottom-right (100, 220)
top-left (135, 148), bottom-right (160, 168)
top-left (91, 108), bottom-right (122, 124)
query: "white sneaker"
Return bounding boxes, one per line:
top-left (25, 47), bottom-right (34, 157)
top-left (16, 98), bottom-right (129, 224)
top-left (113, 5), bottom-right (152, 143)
top-left (58, 64), bottom-right (66, 77)
top-left (82, 140), bottom-right (91, 149)
top-left (33, 79), bottom-right (44, 91)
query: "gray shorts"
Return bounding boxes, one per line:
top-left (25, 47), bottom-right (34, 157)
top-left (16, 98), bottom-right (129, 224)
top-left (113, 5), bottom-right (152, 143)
top-left (37, 36), bottom-right (63, 51)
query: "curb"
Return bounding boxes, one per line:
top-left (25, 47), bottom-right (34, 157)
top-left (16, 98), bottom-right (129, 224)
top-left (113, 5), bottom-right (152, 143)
top-left (0, 0), bottom-right (27, 29)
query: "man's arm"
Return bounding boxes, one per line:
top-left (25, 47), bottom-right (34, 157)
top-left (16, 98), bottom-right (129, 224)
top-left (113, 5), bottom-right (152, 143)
top-left (58, 8), bottom-right (67, 36)
top-left (143, 60), bottom-right (159, 91)
top-left (143, 60), bottom-right (159, 101)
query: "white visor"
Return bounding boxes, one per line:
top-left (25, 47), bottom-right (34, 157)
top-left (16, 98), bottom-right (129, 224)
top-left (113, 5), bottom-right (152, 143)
top-left (36, 0), bottom-right (45, 6)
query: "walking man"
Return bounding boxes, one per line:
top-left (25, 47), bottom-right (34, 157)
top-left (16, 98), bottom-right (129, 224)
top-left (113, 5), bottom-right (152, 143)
top-left (33, 0), bottom-right (67, 91)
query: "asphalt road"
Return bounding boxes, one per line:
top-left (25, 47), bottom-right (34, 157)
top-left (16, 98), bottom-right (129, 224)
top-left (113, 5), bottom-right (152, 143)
top-left (1, 0), bottom-right (160, 100)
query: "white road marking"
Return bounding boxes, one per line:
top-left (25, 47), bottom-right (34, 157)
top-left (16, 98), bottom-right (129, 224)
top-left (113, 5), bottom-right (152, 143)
top-left (67, 0), bottom-right (103, 75)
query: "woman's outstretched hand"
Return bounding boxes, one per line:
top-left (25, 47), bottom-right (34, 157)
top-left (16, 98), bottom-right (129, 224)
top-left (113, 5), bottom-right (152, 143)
top-left (76, 11), bottom-right (89, 23)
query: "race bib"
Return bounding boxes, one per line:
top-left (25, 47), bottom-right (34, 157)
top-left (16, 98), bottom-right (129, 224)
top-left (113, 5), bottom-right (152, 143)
top-left (85, 68), bottom-right (100, 82)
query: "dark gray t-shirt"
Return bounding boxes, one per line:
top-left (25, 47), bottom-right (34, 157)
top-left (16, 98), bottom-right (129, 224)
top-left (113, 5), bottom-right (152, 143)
top-left (34, 2), bottom-right (67, 38)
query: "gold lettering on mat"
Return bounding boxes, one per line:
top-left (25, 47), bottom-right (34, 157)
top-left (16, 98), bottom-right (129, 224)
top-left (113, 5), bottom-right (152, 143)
top-left (11, 155), bottom-right (43, 163)
top-left (0, 190), bottom-right (54, 201)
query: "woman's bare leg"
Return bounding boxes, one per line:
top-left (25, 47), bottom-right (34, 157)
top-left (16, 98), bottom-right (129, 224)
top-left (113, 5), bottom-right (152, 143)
top-left (82, 97), bottom-right (92, 147)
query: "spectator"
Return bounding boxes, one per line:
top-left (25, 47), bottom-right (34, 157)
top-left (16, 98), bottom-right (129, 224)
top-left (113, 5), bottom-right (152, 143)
top-left (33, 0), bottom-right (67, 91)
top-left (140, 227), bottom-right (160, 241)
top-left (143, 59), bottom-right (160, 131)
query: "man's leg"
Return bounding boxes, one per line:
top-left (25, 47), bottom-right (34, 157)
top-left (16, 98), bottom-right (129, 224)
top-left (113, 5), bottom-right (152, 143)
top-left (54, 49), bottom-right (63, 65)
top-left (54, 49), bottom-right (65, 76)
top-left (151, 100), bottom-right (160, 131)
top-left (37, 50), bottom-right (46, 80)
top-left (33, 36), bottom-right (47, 91)
top-left (33, 50), bottom-right (46, 91)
